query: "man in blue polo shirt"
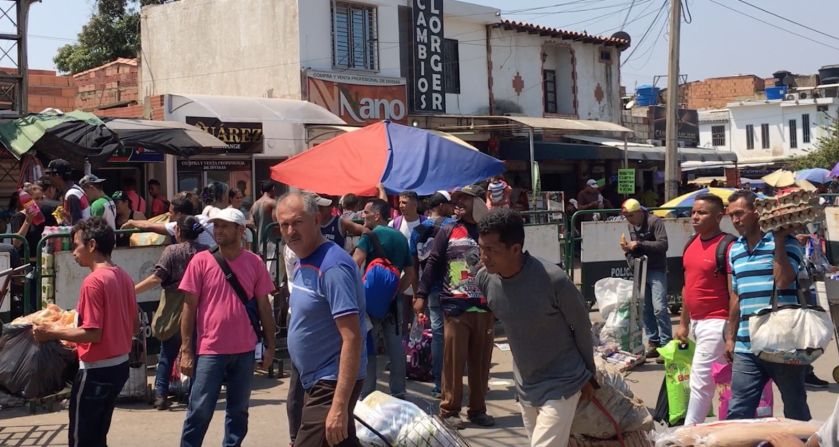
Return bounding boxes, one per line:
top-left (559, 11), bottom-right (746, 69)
top-left (725, 190), bottom-right (810, 421)
top-left (277, 192), bottom-right (367, 446)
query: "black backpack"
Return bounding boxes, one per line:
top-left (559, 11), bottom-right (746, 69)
top-left (683, 233), bottom-right (737, 276)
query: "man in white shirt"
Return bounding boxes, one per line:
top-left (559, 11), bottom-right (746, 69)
top-left (389, 191), bottom-right (426, 332)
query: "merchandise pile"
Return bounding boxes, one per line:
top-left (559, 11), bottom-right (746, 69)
top-left (755, 189), bottom-right (824, 233)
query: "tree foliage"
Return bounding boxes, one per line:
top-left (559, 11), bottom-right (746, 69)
top-left (53, 0), bottom-right (168, 74)
top-left (789, 118), bottom-right (839, 171)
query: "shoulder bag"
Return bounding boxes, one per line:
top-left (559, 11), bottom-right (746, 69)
top-left (211, 247), bottom-right (264, 342)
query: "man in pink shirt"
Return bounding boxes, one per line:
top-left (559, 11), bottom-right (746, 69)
top-left (33, 217), bottom-right (139, 447)
top-left (178, 207), bottom-right (275, 447)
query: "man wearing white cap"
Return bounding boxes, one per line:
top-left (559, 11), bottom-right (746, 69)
top-left (177, 207), bottom-right (276, 447)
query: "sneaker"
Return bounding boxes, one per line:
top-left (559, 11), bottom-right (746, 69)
top-left (646, 345), bottom-right (661, 359)
top-left (468, 413), bottom-right (496, 427)
top-left (430, 387), bottom-right (442, 399)
top-left (655, 356), bottom-right (665, 365)
top-left (441, 415), bottom-right (465, 430)
top-left (806, 372), bottom-right (829, 389)
top-left (153, 395), bottom-right (170, 411)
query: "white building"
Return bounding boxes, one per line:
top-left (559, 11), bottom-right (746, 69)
top-left (699, 87), bottom-right (839, 164)
top-left (139, 0), bottom-right (632, 196)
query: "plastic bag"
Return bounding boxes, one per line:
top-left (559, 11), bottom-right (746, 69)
top-left (659, 340), bottom-right (694, 426)
top-left (0, 323), bottom-right (77, 398)
top-left (748, 304), bottom-right (833, 365)
top-left (355, 391), bottom-right (439, 447)
top-left (571, 357), bottom-right (653, 439)
top-left (653, 418), bottom-right (819, 447)
top-left (712, 362), bottom-right (773, 420)
top-left (404, 317), bottom-right (433, 382)
top-left (594, 278), bottom-right (640, 352)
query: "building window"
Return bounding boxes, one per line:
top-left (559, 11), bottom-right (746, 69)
top-left (789, 119), bottom-right (797, 149)
top-left (761, 123), bottom-right (770, 149)
top-left (599, 48), bottom-right (612, 64)
top-left (543, 70), bottom-right (558, 114)
top-left (332, 2), bottom-right (378, 71)
top-left (443, 39), bottom-right (460, 94)
top-left (803, 113), bottom-right (811, 143)
top-left (711, 125), bottom-right (726, 147)
top-left (745, 124), bottom-right (755, 150)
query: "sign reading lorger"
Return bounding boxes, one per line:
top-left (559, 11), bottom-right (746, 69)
top-left (412, 0), bottom-right (445, 113)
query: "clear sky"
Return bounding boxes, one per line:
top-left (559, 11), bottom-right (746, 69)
top-left (24, 0), bottom-right (839, 91)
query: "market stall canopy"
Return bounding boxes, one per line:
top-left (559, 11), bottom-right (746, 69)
top-left (0, 110), bottom-right (122, 167)
top-left (271, 120), bottom-right (505, 196)
top-left (104, 118), bottom-right (228, 156)
top-left (166, 94), bottom-right (346, 157)
top-left (652, 187), bottom-right (738, 217)
top-left (795, 168), bottom-right (831, 184)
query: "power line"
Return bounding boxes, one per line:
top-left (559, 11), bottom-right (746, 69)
top-left (620, 0), bottom-right (637, 29)
top-left (595, 0), bottom-right (658, 35)
top-left (734, 0), bottom-right (839, 42)
top-left (621, 0), bottom-right (668, 64)
top-left (708, 0), bottom-right (839, 52)
top-left (626, 9), bottom-right (668, 71)
top-left (503, 0), bottom-right (612, 15)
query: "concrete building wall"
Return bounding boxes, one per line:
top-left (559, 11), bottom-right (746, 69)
top-left (442, 18), bottom-right (490, 115)
top-left (488, 27), bottom-right (621, 122)
top-left (140, 0), bottom-right (302, 99)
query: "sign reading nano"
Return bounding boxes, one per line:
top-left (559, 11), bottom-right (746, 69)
top-left (412, 0), bottom-right (445, 113)
top-left (306, 70), bottom-right (408, 125)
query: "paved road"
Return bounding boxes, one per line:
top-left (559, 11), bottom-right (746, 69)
top-left (2, 315), bottom-right (839, 446)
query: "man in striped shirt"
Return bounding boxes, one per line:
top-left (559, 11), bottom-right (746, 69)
top-left (725, 190), bottom-right (810, 421)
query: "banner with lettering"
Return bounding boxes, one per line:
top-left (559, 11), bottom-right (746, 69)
top-left (185, 117), bottom-right (263, 153)
top-left (306, 70), bottom-right (408, 126)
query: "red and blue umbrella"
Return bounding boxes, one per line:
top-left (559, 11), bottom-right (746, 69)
top-left (271, 120), bottom-right (505, 196)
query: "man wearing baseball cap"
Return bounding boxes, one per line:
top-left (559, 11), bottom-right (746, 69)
top-left (45, 159), bottom-right (89, 225)
top-left (410, 190), bottom-right (456, 397)
top-left (80, 174), bottom-right (116, 230)
top-left (416, 184), bottom-right (495, 429)
top-left (620, 198), bottom-right (671, 360)
top-left (178, 207), bottom-right (276, 446)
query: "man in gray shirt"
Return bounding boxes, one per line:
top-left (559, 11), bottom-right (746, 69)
top-left (476, 208), bottom-right (597, 447)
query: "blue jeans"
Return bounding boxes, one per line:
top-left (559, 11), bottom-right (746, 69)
top-left (428, 291), bottom-right (444, 390)
top-left (363, 299), bottom-right (407, 398)
top-left (728, 352), bottom-right (810, 421)
top-left (181, 352), bottom-right (255, 447)
top-left (642, 269), bottom-right (672, 346)
top-left (155, 334), bottom-right (181, 398)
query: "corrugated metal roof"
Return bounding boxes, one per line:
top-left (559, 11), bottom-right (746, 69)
top-left (494, 20), bottom-right (630, 47)
top-left (505, 116), bottom-right (633, 133)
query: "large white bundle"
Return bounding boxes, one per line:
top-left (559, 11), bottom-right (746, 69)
top-left (594, 278), bottom-right (638, 351)
top-left (571, 358), bottom-right (653, 439)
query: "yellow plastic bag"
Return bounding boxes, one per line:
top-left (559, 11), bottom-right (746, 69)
top-left (129, 213), bottom-right (170, 247)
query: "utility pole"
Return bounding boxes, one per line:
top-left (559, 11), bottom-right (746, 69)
top-left (664, 0), bottom-right (681, 201)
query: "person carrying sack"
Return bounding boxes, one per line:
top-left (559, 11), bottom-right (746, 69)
top-left (135, 215), bottom-right (209, 410)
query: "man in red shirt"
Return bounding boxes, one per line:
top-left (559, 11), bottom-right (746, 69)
top-left (33, 217), bottom-right (139, 447)
top-left (675, 193), bottom-right (734, 425)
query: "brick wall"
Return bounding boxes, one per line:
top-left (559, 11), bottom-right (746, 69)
top-left (73, 58), bottom-right (139, 111)
top-left (95, 95), bottom-right (165, 120)
top-left (680, 75), bottom-right (766, 109)
top-left (0, 68), bottom-right (76, 112)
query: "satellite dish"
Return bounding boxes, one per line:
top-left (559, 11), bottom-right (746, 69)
top-left (625, 99), bottom-right (636, 109)
top-left (612, 31), bottom-right (631, 51)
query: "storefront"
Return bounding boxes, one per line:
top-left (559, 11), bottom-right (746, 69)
top-left (161, 93), bottom-right (346, 200)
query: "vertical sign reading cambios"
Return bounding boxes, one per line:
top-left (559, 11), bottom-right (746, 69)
top-left (412, 0), bottom-right (445, 113)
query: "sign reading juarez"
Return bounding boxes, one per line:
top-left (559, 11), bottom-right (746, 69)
top-left (412, 0), bottom-right (445, 113)
top-left (618, 168), bottom-right (636, 195)
top-left (185, 117), bottom-right (263, 153)
top-left (306, 70), bottom-right (408, 125)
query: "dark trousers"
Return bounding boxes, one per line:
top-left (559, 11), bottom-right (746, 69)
top-left (728, 352), bottom-right (811, 421)
top-left (295, 380), bottom-right (364, 447)
top-left (288, 364), bottom-right (305, 443)
top-left (154, 334), bottom-right (181, 397)
top-left (440, 312), bottom-right (495, 418)
top-left (68, 361), bottom-right (129, 447)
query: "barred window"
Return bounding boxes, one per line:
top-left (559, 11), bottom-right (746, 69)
top-left (711, 125), bottom-right (725, 147)
top-left (332, 2), bottom-right (378, 71)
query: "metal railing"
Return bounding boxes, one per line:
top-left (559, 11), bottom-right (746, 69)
top-left (563, 207), bottom-right (691, 281)
top-left (34, 229), bottom-right (141, 311)
top-left (0, 233), bottom-right (30, 315)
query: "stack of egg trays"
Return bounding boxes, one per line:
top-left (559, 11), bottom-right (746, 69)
top-left (755, 190), bottom-right (824, 233)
